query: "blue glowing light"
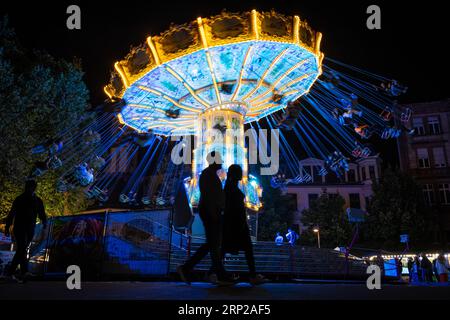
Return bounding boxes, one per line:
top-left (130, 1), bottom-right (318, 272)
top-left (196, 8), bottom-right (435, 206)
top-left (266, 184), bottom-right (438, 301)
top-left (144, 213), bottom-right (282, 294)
top-left (120, 41), bottom-right (320, 135)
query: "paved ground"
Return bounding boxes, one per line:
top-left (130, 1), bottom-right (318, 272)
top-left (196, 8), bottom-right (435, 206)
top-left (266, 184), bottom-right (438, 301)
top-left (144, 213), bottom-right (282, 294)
top-left (1, 281), bottom-right (449, 300)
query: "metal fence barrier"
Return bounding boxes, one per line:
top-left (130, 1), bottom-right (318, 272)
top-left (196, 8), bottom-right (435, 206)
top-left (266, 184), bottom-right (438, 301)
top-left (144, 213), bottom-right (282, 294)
top-left (24, 210), bottom-right (395, 279)
top-left (28, 209), bottom-right (173, 278)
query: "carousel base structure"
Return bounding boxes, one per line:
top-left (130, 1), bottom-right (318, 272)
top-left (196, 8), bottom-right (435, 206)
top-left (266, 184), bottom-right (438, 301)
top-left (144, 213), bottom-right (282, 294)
top-left (25, 207), bottom-right (394, 281)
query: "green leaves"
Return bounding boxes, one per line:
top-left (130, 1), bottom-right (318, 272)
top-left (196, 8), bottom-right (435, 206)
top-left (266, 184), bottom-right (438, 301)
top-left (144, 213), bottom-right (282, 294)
top-left (363, 168), bottom-right (433, 249)
top-left (257, 175), bottom-right (296, 241)
top-left (301, 193), bottom-right (352, 248)
top-left (0, 17), bottom-right (91, 219)
top-left (297, 169), bottom-right (436, 250)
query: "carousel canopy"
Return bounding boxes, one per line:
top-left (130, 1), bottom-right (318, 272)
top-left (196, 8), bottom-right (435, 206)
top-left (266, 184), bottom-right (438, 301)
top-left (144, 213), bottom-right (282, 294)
top-left (105, 10), bottom-right (323, 136)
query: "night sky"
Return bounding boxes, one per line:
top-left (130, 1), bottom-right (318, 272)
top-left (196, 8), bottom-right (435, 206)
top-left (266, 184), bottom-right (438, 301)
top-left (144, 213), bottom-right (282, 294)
top-left (1, 0), bottom-right (448, 166)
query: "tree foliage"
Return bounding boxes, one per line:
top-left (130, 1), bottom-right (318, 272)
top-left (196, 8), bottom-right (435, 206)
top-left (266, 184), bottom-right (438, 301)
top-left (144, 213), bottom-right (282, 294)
top-left (257, 175), bottom-right (296, 241)
top-left (298, 169), bottom-right (436, 250)
top-left (300, 192), bottom-right (353, 248)
top-left (362, 168), bottom-right (435, 249)
top-left (0, 17), bottom-right (92, 219)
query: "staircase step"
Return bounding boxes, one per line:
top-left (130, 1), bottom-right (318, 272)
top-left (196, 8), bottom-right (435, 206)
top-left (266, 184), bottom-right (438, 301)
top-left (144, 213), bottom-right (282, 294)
top-left (170, 239), bottom-right (368, 277)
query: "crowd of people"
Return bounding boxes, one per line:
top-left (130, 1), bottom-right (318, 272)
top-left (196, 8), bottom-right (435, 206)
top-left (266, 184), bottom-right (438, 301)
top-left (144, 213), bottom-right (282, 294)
top-left (367, 253), bottom-right (449, 284)
top-left (407, 253), bottom-right (449, 283)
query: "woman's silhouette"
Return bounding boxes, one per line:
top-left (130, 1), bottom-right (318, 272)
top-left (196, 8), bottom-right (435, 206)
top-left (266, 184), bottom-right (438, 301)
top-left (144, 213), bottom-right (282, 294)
top-left (222, 164), bottom-right (268, 285)
top-left (177, 152), bottom-right (233, 286)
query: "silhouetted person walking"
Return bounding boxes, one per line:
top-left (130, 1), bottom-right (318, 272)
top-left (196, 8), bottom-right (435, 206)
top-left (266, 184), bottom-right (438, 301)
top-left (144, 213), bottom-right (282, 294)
top-left (177, 152), bottom-right (232, 285)
top-left (5, 180), bottom-right (47, 282)
top-left (420, 253), bottom-right (434, 283)
top-left (221, 164), bottom-right (268, 285)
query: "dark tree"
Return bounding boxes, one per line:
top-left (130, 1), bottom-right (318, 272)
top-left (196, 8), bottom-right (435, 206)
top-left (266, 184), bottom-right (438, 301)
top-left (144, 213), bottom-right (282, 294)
top-left (0, 17), bottom-right (92, 219)
top-left (362, 168), bottom-right (436, 249)
top-left (257, 175), bottom-right (296, 241)
top-left (301, 191), bottom-right (353, 248)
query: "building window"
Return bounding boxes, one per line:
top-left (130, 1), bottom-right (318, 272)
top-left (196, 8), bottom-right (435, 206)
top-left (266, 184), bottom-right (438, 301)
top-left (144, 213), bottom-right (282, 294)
top-left (413, 118), bottom-right (425, 136)
top-left (422, 184), bottom-right (434, 205)
top-left (417, 148), bottom-right (430, 168)
top-left (369, 166), bottom-right (376, 180)
top-left (365, 197), bottom-right (371, 209)
top-left (325, 172), bottom-right (339, 184)
top-left (347, 169), bottom-right (356, 183)
top-left (433, 147), bottom-right (446, 167)
top-left (428, 116), bottom-right (441, 135)
top-left (439, 184), bottom-right (450, 205)
top-left (286, 193), bottom-right (298, 211)
top-left (303, 166), bottom-right (312, 183)
top-left (308, 194), bottom-right (319, 207)
top-left (313, 166), bottom-right (323, 184)
top-left (327, 193), bottom-right (339, 200)
top-left (349, 193), bottom-right (361, 209)
top-left (361, 167), bottom-right (367, 180)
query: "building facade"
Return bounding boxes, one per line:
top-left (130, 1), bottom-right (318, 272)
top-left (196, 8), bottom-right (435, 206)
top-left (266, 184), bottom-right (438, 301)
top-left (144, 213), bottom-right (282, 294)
top-left (397, 98), bottom-right (450, 242)
top-left (286, 156), bottom-right (381, 232)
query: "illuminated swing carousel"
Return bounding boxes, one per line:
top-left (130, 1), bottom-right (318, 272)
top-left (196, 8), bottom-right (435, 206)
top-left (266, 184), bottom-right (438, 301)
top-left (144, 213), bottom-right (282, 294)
top-left (104, 10), bottom-right (324, 211)
top-left (65, 8), bottom-right (412, 216)
top-left (21, 6), bottom-right (414, 277)
top-left (27, 8), bottom-right (410, 223)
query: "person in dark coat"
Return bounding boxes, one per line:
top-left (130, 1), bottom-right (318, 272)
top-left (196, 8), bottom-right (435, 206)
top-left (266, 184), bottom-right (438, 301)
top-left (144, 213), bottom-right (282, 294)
top-left (395, 258), bottom-right (403, 280)
top-left (221, 164), bottom-right (268, 285)
top-left (5, 180), bottom-right (47, 282)
top-left (177, 151), bottom-right (232, 285)
top-left (407, 257), bottom-right (414, 283)
top-left (432, 257), bottom-right (439, 282)
top-left (420, 253), bottom-right (434, 282)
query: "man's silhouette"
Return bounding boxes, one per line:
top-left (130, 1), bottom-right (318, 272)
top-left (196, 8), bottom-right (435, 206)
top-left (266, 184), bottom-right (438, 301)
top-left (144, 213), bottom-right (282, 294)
top-left (177, 151), bottom-right (232, 285)
top-left (5, 180), bottom-right (47, 282)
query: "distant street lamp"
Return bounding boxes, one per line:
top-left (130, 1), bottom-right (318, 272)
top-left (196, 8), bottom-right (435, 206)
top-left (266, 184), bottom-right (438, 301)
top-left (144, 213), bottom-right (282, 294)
top-left (313, 227), bottom-right (321, 248)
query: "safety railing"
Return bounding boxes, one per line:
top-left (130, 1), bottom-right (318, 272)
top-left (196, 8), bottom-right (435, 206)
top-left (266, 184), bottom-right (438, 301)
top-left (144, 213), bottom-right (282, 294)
top-left (166, 234), bottom-right (369, 278)
top-left (27, 208), bottom-right (173, 278)
top-left (23, 209), bottom-right (377, 279)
